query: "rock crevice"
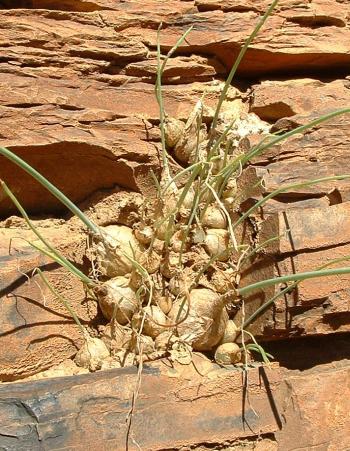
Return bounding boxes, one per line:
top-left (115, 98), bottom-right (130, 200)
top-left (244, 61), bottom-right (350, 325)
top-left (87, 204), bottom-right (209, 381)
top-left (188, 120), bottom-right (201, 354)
top-left (0, 3), bottom-right (349, 449)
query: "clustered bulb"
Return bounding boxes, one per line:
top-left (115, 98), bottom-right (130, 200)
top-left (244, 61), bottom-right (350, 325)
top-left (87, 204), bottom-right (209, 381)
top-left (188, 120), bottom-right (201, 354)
top-left (83, 99), bottom-right (271, 371)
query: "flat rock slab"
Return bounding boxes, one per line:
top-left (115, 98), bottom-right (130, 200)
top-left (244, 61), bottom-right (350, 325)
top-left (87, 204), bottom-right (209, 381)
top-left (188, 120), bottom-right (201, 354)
top-left (0, 226), bottom-right (96, 380)
top-left (240, 202), bottom-right (350, 339)
top-left (2, 1), bottom-right (349, 78)
top-left (249, 78), bottom-right (350, 204)
top-left (0, 360), bottom-right (349, 450)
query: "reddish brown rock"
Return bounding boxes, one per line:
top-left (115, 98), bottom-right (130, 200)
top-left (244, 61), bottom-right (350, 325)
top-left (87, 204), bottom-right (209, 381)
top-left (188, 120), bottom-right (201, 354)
top-left (195, 0), bottom-right (272, 12)
top-left (121, 2), bottom-right (350, 75)
top-left (0, 359), bottom-right (349, 450)
top-left (0, 113), bottom-right (159, 215)
top-left (244, 115), bottom-right (350, 204)
top-left (0, 1), bottom-right (349, 80)
top-left (0, 186), bottom-right (147, 381)
top-left (240, 203), bottom-right (350, 339)
top-left (125, 55), bottom-right (226, 83)
top-left (247, 78), bottom-right (350, 203)
top-left (0, 0), bottom-right (350, 420)
top-left (0, 225), bottom-right (97, 380)
top-left (0, 71), bottom-right (242, 216)
top-left (1, 3), bottom-right (350, 215)
top-left (260, 201), bottom-right (350, 254)
top-left (251, 79), bottom-right (350, 121)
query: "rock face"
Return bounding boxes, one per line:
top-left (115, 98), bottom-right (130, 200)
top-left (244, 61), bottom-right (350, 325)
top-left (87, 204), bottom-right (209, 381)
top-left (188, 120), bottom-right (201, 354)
top-left (0, 356), bottom-right (349, 450)
top-left (1, 1), bottom-right (350, 211)
top-left (0, 1), bottom-right (350, 447)
top-left (0, 190), bottom-right (141, 380)
top-left (240, 202), bottom-right (350, 339)
top-left (0, 223), bottom-right (97, 380)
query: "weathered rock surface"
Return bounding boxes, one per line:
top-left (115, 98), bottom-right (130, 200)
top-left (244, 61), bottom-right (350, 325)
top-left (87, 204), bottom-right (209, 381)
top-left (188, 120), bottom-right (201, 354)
top-left (0, 1), bottom-right (349, 449)
top-left (250, 79), bottom-right (350, 203)
top-left (0, 0), bottom-right (349, 363)
top-left (0, 77), bottom-right (242, 215)
top-left (240, 202), bottom-right (350, 339)
top-left (0, 224), bottom-right (97, 380)
top-left (1, 1), bottom-right (350, 212)
top-left (0, 358), bottom-right (349, 450)
top-left (0, 189), bottom-right (142, 380)
top-left (0, 1), bottom-right (349, 310)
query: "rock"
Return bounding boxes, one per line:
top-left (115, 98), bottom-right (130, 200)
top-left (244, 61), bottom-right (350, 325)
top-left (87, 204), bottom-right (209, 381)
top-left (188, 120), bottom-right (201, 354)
top-left (0, 360), bottom-right (349, 449)
top-left (240, 243), bottom-right (350, 338)
top-left (0, 2), bottom-right (350, 217)
top-left (0, 80), bottom-right (241, 216)
top-left (245, 116), bottom-right (350, 207)
top-left (1, 0), bottom-right (350, 384)
top-left (121, 1), bottom-right (350, 75)
top-left (0, 226), bottom-right (97, 380)
top-left (251, 79), bottom-right (350, 121)
top-left (0, 113), bottom-right (160, 216)
top-left (25, 359), bottom-right (88, 381)
top-left (247, 79), bottom-right (350, 204)
top-left (239, 202), bottom-right (350, 339)
top-left (126, 55), bottom-right (226, 83)
top-left (260, 201), bottom-right (350, 254)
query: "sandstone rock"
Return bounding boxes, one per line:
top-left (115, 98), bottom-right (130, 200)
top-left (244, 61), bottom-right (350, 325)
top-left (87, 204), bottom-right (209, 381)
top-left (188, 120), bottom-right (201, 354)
top-left (1, 3), bottom-right (350, 214)
top-left (0, 226), bottom-right (97, 380)
top-left (0, 359), bottom-right (349, 449)
top-left (120, 1), bottom-right (350, 75)
top-left (251, 79), bottom-right (350, 121)
top-left (0, 77), bottom-right (241, 216)
top-left (239, 203), bottom-right (350, 339)
top-left (125, 55), bottom-right (226, 83)
top-left (0, 99), bottom-right (160, 215)
top-left (0, 0), bottom-right (350, 380)
top-left (25, 359), bottom-right (88, 381)
top-left (246, 79), bottom-right (350, 205)
top-left (260, 201), bottom-right (350, 254)
top-left (241, 243), bottom-right (350, 338)
top-left (244, 115), bottom-right (350, 205)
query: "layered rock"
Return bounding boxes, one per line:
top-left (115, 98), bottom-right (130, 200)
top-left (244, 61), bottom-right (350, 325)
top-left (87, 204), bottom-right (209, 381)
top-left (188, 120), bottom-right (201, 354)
top-left (0, 0), bottom-right (350, 379)
top-left (0, 224), bottom-right (90, 380)
top-left (240, 202), bottom-right (350, 339)
top-left (0, 190), bottom-right (141, 380)
top-left (0, 357), bottom-right (349, 450)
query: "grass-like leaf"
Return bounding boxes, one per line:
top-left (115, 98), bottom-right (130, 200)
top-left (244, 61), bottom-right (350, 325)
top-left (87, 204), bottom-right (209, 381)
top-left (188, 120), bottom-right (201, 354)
top-left (239, 266), bottom-right (350, 297)
top-left (1, 180), bottom-right (95, 286)
top-left (0, 147), bottom-right (99, 234)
